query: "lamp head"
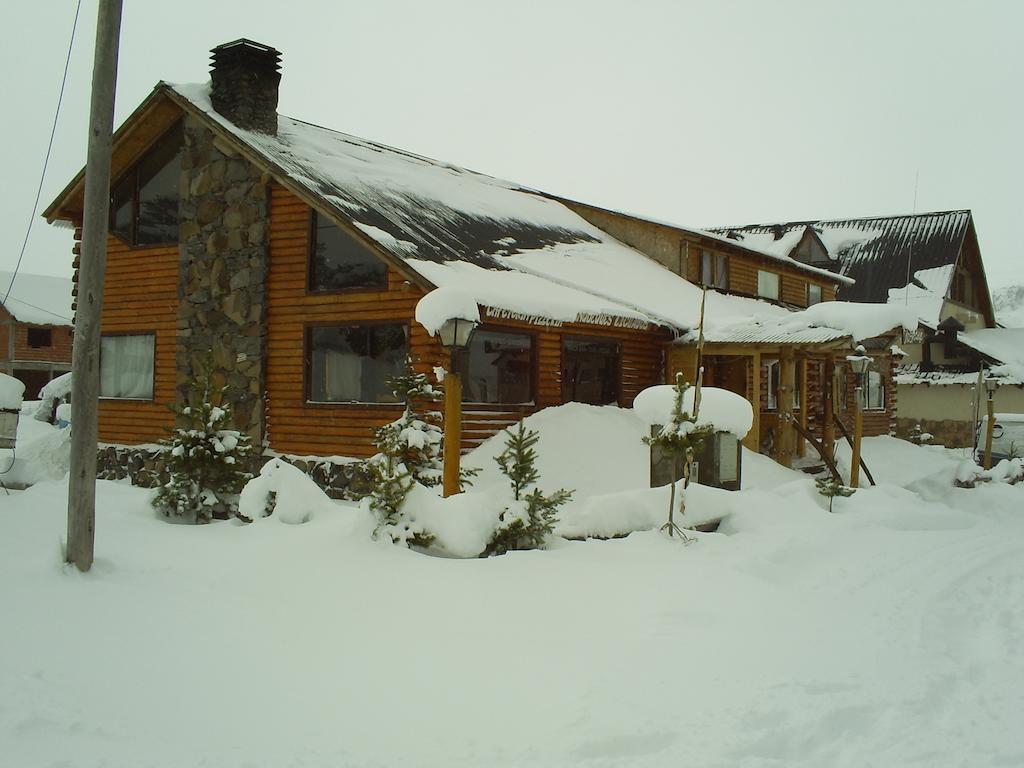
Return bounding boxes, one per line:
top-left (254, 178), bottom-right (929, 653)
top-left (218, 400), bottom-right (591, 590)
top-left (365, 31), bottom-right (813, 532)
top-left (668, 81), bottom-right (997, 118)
top-left (437, 316), bottom-right (478, 350)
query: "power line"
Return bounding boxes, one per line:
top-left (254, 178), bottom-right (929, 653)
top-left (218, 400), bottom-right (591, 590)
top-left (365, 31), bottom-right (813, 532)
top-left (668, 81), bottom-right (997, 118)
top-left (4, 0), bottom-right (84, 305)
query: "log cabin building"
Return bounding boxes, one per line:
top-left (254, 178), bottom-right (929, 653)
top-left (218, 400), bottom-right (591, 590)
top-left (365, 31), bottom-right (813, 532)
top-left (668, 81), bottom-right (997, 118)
top-left (711, 212), bottom-right (1017, 447)
top-left (0, 271), bottom-right (74, 398)
top-left (44, 39), bottom-right (901, 480)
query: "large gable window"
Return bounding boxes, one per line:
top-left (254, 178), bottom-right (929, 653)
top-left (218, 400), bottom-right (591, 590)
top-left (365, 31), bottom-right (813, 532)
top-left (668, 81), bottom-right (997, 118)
top-left (109, 122), bottom-right (183, 246)
top-left (458, 329), bottom-right (533, 404)
top-left (308, 324), bottom-right (407, 403)
top-left (309, 211), bottom-right (388, 292)
top-left (100, 334), bottom-right (155, 399)
top-left (561, 338), bottom-right (620, 405)
top-left (757, 270), bottom-right (780, 300)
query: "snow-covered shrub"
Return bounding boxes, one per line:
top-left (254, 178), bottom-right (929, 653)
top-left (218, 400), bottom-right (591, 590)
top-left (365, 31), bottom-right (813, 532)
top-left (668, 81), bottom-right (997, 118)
top-left (954, 459), bottom-right (984, 489)
top-left (484, 420), bottom-right (572, 556)
top-left (152, 374), bottom-right (255, 523)
top-left (815, 476), bottom-right (856, 513)
top-left (35, 371), bottom-right (72, 424)
top-left (908, 424), bottom-right (932, 445)
top-left (366, 360), bottom-right (446, 547)
top-left (238, 458), bottom-right (328, 524)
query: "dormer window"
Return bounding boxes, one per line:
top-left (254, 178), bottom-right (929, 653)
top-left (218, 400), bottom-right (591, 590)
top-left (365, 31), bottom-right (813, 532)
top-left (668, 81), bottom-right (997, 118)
top-left (807, 283), bottom-right (822, 306)
top-left (757, 270), bottom-right (780, 300)
top-left (700, 250), bottom-right (728, 290)
top-left (110, 122), bottom-right (183, 246)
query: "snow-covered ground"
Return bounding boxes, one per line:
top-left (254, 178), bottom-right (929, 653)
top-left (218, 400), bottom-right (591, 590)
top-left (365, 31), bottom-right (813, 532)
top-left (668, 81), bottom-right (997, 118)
top-left (2, 406), bottom-right (1022, 767)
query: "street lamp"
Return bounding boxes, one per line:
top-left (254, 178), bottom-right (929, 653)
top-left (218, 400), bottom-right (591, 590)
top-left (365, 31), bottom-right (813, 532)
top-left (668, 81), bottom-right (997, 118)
top-left (437, 316), bottom-right (478, 497)
top-left (846, 345), bottom-right (872, 488)
top-left (983, 377), bottom-right (998, 470)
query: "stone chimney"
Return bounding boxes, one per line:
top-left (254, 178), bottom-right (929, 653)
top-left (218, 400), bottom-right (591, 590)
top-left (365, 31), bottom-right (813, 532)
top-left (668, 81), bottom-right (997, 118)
top-left (209, 39), bottom-right (281, 134)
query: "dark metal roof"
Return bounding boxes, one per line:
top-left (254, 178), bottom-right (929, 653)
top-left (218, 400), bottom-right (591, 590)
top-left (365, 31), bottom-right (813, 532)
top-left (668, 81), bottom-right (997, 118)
top-left (708, 211), bottom-right (972, 304)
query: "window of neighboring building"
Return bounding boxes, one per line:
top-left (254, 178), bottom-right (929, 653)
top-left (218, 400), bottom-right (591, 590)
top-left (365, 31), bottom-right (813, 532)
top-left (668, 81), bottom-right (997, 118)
top-left (757, 270), bottom-right (780, 300)
top-left (308, 210), bottom-right (389, 292)
top-left (807, 283), bottom-right (822, 306)
top-left (100, 334), bottom-right (155, 399)
top-left (861, 370), bottom-right (885, 411)
top-left (701, 250), bottom-right (729, 290)
top-left (109, 122), bottom-right (183, 246)
top-left (27, 328), bottom-right (52, 348)
top-left (766, 359), bottom-right (780, 410)
top-left (561, 337), bottom-right (620, 405)
top-left (308, 324), bottom-right (407, 403)
top-left (458, 329), bottom-right (533, 404)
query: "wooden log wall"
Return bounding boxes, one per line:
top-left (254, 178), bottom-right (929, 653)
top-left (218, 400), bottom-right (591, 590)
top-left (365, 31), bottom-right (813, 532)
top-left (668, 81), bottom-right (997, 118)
top-left (267, 185), bottom-right (669, 458)
top-left (95, 234), bottom-right (179, 444)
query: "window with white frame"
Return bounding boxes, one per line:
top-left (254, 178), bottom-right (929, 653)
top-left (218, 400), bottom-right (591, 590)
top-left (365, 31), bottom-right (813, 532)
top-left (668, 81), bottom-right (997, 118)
top-left (100, 334), bottom-right (155, 399)
top-left (861, 370), bottom-right (885, 411)
top-left (757, 270), bottom-right (780, 300)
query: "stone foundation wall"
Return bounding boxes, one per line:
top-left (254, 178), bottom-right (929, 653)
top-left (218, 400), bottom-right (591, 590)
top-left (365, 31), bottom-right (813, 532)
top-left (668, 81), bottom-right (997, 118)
top-left (178, 116), bottom-right (269, 440)
top-left (895, 417), bottom-right (974, 448)
top-left (95, 446), bottom-right (375, 501)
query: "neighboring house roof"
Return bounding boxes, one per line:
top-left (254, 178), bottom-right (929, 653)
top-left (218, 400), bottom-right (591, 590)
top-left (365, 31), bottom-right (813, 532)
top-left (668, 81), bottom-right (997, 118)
top-left (0, 270), bottom-right (74, 326)
top-left (707, 211), bottom-right (972, 307)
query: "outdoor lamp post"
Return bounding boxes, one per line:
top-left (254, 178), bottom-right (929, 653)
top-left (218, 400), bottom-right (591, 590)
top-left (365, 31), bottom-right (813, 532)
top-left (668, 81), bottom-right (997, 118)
top-left (847, 345), bottom-right (872, 488)
top-left (983, 377), bottom-right (998, 470)
top-left (437, 316), bottom-right (478, 497)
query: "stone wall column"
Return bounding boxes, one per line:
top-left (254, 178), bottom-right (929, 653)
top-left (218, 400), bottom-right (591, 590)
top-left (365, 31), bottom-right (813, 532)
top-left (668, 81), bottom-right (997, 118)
top-left (178, 116), bottom-right (269, 442)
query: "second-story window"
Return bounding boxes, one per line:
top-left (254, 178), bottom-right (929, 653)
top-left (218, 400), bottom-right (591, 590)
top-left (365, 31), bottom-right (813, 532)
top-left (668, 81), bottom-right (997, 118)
top-left (110, 122), bottom-right (183, 246)
top-left (309, 211), bottom-right (389, 292)
top-left (701, 250), bottom-right (729, 290)
top-left (27, 328), bottom-right (52, 348)
top-left (807, 283), bottom-right (822, 306)
top-left (757, 270), bottom-right (780, 300)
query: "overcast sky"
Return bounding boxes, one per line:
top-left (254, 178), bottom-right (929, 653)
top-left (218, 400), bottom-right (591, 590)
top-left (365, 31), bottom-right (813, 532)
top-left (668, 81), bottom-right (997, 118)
top-left (3, 0), bottom-right (1021, 290)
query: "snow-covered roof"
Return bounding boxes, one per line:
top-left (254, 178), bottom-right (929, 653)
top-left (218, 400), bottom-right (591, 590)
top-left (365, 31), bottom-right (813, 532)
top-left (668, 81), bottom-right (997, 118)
top-left (0, 271), bottom-right (73, 326)
top-left (895, 363), bottom-right (1024, 387)
top-left (958, 328), bottom-right (1024, 383)
top-left (708, 211), bottom-right (972, 313)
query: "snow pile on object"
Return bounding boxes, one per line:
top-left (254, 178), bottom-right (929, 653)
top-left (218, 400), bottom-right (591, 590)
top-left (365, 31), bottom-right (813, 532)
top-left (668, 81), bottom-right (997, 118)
top-left (780, 301), bottom-right (918, 342)
top-left (414, 287), bottom-right (480, 336)
top-left (633, 385), bottom-right (753, 438)
top-left (407, 483), bottom-right (505, 557)
top-left (0, 373), bottom-right (25, 411)
top-left (887, 264), bottom-right (955, 324)
top-left (35, 371), bottom-right (72, 422)
top-left (239, 458), bottom-right (332, 524)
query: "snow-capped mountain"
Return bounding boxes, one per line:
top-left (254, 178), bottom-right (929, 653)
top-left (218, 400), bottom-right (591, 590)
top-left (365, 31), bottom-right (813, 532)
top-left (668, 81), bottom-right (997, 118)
top-left (992, 284), bottom-right (1024, 327)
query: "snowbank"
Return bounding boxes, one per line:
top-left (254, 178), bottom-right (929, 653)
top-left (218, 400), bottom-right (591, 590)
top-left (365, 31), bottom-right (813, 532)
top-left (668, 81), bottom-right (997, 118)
top-left (0, 373), bottom-right (25, 410)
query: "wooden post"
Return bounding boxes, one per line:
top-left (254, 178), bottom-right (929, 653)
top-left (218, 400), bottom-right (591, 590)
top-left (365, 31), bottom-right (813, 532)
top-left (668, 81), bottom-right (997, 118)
top-left (823, 354), bottom-right (835, 460)
top-left (66, 0), bottom-right (123, 572)
top-left (983, 396), bottom-right (995, 470)
top-left (778, 349), bottom-right (795, 467)
top-left (442, 364), bottom-right (463, 497)
top-left (797, 356), bottom-right (808, 458)
top-left (744, 351), bottom-right (761, 452)
top-left (851, 378), bottom-right (863, 488)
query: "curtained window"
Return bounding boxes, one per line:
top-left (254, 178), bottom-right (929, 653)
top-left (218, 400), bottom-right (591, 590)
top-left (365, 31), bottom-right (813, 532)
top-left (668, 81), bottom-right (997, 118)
top-left (308, 324), bottom-right (407, 403)
top-left (100, 334), bottom-right (155, 399)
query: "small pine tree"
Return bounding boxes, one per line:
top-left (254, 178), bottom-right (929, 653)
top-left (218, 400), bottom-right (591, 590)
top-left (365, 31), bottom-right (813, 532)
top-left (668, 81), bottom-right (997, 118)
top-left (815, 476), bottom-right (856, 513)
top-left (643, 374), bottom-right (715, 537)
top-left (372, 359), bottom-right (444, 487)
top-left (152, 371), bottom-right (255, 523)
top-left (485, 420), bottom-right (572, 556)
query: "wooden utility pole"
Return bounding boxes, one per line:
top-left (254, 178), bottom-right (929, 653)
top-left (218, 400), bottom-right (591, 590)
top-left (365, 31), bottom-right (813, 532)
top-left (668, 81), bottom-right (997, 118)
top-left (66, 0), bottom-right (123, 572)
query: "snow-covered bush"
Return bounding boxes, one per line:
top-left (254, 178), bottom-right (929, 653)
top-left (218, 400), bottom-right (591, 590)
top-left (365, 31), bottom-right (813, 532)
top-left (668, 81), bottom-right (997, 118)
top-left (366, 360), bottom-right (445, 547)
top-left (815, 476), bottom-right (856, 513)
top-left (35, 372), bottom-right (72, 424)
top-left (484, 420), bottom-right (572, 556)
top-left (152, 374), bottom-right (255, 523)
top-left (238, 458), bottom-right (328, 524)
top-left (908, 424), bottom-right (932, 446)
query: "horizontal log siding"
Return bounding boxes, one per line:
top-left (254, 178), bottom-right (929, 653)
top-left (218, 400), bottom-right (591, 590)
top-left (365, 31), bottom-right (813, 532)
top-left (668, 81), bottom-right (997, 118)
top-left (97, 236), bottom-right (178, 444)
top-left (267, 186), bottom-right (668, 457)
